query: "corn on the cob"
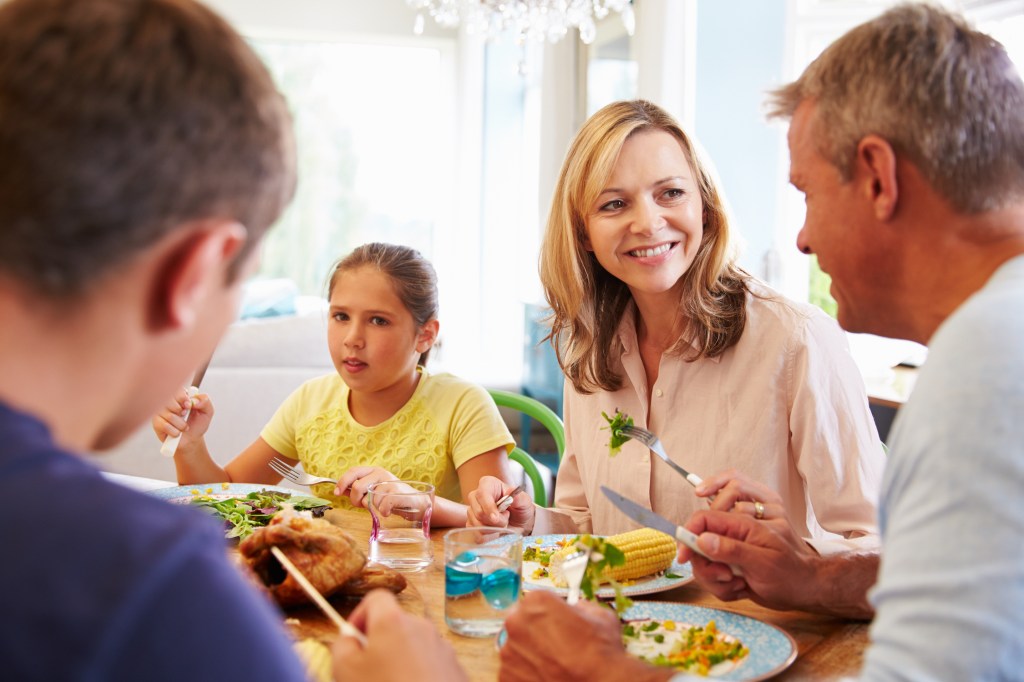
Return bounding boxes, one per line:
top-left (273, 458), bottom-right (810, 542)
top-left (549, 528), bottom-right (676, 586)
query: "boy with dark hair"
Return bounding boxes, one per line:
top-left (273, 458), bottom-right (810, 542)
top-left (0, 0), bottom-right (308, 678)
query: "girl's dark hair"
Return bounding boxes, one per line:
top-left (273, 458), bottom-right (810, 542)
top-left (327, 243), bottom-right (439, 365)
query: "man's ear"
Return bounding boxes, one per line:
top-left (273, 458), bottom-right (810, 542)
top-left (416, 319), bottom-right (440, 354)
top-left (856, 135), bottom-right (899, 221)
top-left (151, 220), bottom-right (248, 331)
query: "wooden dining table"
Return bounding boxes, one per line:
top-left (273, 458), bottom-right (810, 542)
top-left (295, 507), bottom-right (870, 681)
top-left (106, 473), bottom-right (868, 681)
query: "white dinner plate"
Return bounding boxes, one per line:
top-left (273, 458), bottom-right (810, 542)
top-left (521, 533), bottom-right (693, 598)
top-left (148, 483), bottom-right (325, 540)
top-left (148, 482), bottom-right (300, 504)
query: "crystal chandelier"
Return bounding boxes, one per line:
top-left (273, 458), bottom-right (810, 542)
top-left (406, 0), bottom-right (635, 45)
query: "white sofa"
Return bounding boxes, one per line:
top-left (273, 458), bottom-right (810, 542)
top-left (97, 298), bottom-right (335, 484)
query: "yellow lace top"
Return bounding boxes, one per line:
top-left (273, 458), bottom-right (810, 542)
top-left (260, 369), bottom-right (513, 508)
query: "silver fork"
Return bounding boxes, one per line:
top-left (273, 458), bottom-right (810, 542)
top-left (560, 547), bottom-right (591, 606)
top-left (268, 457), bottom-right (337, 487)
top-left (620, 425), bottom-right (705, 489)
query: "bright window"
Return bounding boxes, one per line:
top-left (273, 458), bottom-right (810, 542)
top-left (246, 35), bottom-right (529, 386)
top-left (251, 39), bottom-right (456, 296)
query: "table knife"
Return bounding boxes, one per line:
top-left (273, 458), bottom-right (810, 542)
top-left (602, 483), bottom-right (741, 573)
top-left (160, 385), bottom-right (199, 457)
top-left (600, 486), bottom-right (717, 563)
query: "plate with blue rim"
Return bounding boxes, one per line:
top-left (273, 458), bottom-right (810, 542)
top-left (521, 533), bottom-right (693, 599)
top-left (620, 601), bottom-right (797, 680)
top-left (148, 482), bottom-right (300, 503)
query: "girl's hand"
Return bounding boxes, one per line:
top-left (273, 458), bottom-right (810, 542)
top-left (467, 476), bottom-right (535, 532)
top-left (696, 468), bottom-right (785, 521)
top-left (151, 389), bottom-right (213, 448)
top-left (335, 466), bottom-right (399, 509)
top-left (368, 480), bottom-right (432, 519)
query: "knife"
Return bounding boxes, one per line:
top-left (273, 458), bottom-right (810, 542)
top-left (160, 357), bottom-right (212, 457)
top-left (600, 485), bottom-right (722, 566)
top-left (496, 484), bottom-right (524, 513)
top-left (159, 385), bottom-right (199, 457)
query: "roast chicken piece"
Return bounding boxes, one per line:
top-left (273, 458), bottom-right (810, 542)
top-left (336, 563), bottom-right (407, 597)
top-left (240, 512), bottom-right (366, 607)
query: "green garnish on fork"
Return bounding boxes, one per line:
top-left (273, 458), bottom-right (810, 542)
top-left (601, 409), bottom-right (635, 457)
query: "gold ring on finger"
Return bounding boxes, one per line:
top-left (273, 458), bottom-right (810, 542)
top-left (753, 500), bottom-right (765, 520)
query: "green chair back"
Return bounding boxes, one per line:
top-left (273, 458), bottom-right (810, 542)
top-left (488, 389), bottom-right (566, 506)
top-left (489, 389), bottom-right (565, 457)
top-left (508, 448), bottom-right (548, 507)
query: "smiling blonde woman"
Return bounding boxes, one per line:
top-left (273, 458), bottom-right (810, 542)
top-left (469, 100), bottom-right (885, 557)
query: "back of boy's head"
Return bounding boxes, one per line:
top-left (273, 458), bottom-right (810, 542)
top-left (0, 0), bottom-right (296, 299)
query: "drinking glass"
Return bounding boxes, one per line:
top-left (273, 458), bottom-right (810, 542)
top-left (444, 527), bottom-right (522, 637)
top-left (366, 480), bottom-right (434, 572)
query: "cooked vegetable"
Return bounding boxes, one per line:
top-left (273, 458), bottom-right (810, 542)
top-left (550, 528), bottom-right (675, 585)
top-left (622, 619), bottom-right (749, 676)
top-left (560, 534), bottom-right (632, 612)
top-left (190, 489), bottom-right (332, 540)
top-left (601, 409), bottom-right (634, 456)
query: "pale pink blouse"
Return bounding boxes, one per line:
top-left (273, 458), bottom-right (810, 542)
top-left (534, 280), bottom-right (884, 554)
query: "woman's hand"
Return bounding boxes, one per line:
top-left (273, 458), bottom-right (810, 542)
top-left (151, 388), bottom-right (213, 449)
top-left (695, 468), bottom-right (785, 520)
top-left (467, 475), bottom-right (535, 532)
top-left (334, 466), bottom-right (399, 509)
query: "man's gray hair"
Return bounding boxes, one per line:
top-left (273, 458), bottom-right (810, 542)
top-left (768, 2), bottom-right (1024, 214)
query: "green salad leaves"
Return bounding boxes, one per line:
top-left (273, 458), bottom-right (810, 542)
top-left (574, 534), bottom-right (634, 614)
top-left (601, 409), bottom-right (635, 457)
top-left (190, 489), bottom-right (332, 540)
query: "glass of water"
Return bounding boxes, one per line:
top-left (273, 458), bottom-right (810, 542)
top-left (444, 527), bottom-right (522, 637)
top-left (366, 480), bottom-right (434, 572)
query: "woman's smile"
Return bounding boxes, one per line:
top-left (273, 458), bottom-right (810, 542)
top-left (626, 241), bottom-right (678, 261)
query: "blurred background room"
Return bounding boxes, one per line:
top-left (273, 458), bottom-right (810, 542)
top-left (101, 0), bottom-right (1024, 479)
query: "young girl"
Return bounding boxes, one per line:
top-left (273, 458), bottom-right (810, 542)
top-left (155, 242), bottom-right (517, 527)
top-left (470, 100), bottom-right (885, 553)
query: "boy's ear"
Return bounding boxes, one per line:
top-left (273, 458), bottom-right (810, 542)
top-left (150, 220), bottom-right (249, 331)
top-left (416, 319), bottom-right (440, 354)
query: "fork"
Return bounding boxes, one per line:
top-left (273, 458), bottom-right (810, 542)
top-left (560, 547), bottom-right (591, 606)
top-left (268, 457), bottom-right (338, 487)
top-left (620, 425), bottom-right (705, 489)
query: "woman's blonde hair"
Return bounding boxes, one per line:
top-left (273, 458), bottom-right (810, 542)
top-left (540, 99), bottom-right (748, 394)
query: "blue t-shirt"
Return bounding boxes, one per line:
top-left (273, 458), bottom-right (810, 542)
top-left (0, 401), bottom-right (306, 681)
